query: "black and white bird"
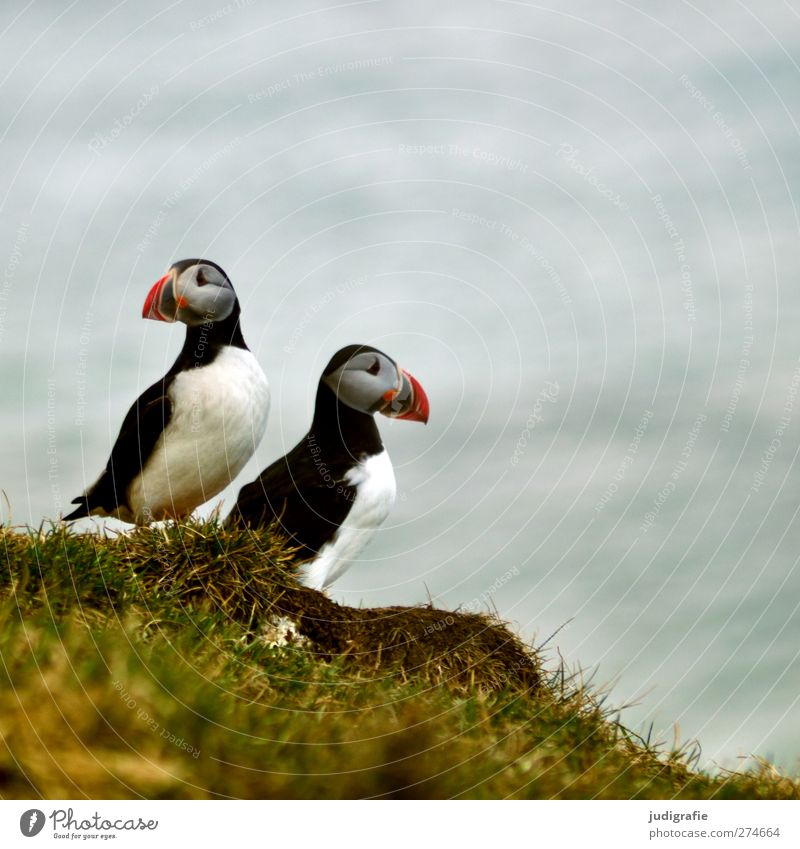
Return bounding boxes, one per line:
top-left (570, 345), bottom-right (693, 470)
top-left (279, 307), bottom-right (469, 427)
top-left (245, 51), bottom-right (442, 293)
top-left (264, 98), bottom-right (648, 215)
top-left (64, 259), bottom-right (270, 524)
top-left (230, 344), bottom-right (429, 589)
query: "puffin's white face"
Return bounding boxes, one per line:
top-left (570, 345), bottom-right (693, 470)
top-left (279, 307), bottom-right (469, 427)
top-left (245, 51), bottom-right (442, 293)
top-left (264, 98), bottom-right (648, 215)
top-left (322, 347), bottom-right (429, 423)
top-left (142, 260), bottom-right (237, 326)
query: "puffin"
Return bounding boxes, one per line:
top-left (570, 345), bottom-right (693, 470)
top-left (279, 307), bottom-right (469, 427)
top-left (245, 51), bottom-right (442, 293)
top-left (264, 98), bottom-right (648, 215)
top-left (230, 344), bottom-right (429, 590)
top-left (64, 259), bottom-right (270, 524)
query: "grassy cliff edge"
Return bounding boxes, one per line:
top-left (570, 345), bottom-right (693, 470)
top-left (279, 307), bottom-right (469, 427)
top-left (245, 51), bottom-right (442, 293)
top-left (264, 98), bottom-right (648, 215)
top-left (0, 522), bottom-right (797, 799)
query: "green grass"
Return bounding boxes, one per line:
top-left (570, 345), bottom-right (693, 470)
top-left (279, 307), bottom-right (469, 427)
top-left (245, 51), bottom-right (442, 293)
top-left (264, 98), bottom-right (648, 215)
top-left (0, 522), bottom-right (797, 799)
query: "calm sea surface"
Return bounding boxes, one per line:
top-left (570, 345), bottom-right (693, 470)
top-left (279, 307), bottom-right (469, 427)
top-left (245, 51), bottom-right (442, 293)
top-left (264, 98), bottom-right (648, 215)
top-left (1, 0), bottom-right (799, 768)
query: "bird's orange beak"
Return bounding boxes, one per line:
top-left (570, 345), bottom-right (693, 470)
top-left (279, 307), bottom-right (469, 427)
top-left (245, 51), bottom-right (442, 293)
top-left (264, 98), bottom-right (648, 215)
top-left (382, 368), bottom-right (430, 424)
top-left (142, 273), bottom-right (174, 322)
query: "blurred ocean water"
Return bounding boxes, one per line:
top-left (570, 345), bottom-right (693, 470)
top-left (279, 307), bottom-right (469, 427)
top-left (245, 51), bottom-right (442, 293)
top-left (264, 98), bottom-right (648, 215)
top-left (1, 0), bottom-right (799, 768)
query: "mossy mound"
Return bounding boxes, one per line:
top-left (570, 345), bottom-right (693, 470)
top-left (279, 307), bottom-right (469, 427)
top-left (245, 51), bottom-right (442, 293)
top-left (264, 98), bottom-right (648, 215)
top-left (0, 522), bottom-right (798, 800)
top-left (269, 591), bottom-right (539, 693)
top-left (0, 522), bottom-right (537, 694)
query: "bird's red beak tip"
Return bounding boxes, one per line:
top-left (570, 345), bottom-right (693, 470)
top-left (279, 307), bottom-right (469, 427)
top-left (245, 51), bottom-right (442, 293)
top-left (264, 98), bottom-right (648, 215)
top-left (397, 370), bottom-right (430, 424)
top-left (142, 274), bottom-right (170, 321)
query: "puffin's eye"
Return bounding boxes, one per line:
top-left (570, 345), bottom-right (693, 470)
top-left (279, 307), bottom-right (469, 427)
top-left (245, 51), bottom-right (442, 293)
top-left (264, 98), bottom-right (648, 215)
top-left (366, 358), bottom-right (381, 375)
top-left (196, 268), bottom-right (208, 286)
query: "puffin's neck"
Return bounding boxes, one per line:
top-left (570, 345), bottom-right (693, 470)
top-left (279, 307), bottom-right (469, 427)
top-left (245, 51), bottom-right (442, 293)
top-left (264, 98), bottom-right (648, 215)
top-left (170, 307), bottom-right (248, 374)
top-left (309, 382), bottom-right (384, 459)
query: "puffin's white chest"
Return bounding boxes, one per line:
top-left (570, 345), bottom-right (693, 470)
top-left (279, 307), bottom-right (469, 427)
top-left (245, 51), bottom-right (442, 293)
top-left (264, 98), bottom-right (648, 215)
top-left (300, 450), bottom-right (396, 590)
top-left (127, 347), bottom-right (270, 522)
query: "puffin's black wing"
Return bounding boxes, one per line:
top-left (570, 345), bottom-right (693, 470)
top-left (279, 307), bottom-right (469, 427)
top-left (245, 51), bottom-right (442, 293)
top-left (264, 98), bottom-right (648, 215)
top-left (64, 379), bottom-right (174, 520)
top-left (230, 437), bottom-right (357, 560)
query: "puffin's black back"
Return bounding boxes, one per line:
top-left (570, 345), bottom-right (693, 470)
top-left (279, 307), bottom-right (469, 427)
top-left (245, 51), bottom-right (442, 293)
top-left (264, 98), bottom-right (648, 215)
top-left (231, 371), bottom-right (384, 558)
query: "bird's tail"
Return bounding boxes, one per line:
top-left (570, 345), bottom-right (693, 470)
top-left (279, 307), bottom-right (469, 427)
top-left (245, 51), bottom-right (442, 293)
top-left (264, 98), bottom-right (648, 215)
top-left (62, 499), bottom-right (90, 521)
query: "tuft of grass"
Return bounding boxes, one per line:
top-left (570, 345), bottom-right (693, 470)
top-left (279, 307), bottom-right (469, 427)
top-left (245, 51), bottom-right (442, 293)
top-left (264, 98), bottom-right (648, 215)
top-left (0, 521), bottom-right (798, 800)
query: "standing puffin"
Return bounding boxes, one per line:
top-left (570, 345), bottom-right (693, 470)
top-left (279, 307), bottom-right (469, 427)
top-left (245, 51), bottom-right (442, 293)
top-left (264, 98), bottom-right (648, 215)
top-left (230, 344), bottom-right (429, 590)
top-left (64, 259), bottom-right (270, 524)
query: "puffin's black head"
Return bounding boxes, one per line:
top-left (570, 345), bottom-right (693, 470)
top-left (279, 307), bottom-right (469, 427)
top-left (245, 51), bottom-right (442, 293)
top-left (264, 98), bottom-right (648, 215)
top-left (142, 258), bottom-right (239, 326)
top-left (321, 344), bottom-right (429, 423)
